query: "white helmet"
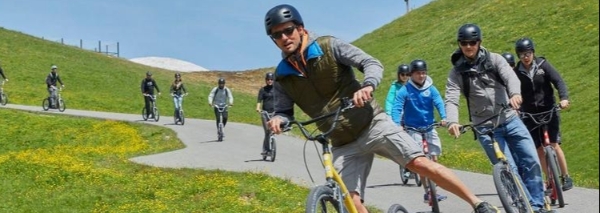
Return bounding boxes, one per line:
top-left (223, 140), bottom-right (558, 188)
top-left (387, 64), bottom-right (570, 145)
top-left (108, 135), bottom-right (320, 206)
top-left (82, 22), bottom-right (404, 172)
top-left (51, 65), bottom-right (58, 69)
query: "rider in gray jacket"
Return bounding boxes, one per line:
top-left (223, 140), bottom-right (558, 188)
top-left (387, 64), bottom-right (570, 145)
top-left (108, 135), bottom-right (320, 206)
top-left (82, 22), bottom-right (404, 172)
top-left (445, 24), bottom-right (549, 212)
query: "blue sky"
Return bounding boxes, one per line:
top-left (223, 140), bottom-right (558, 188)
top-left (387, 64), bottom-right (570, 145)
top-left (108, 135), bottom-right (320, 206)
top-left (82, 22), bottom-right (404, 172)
top-left (0, 0), bottom-right (430, 71)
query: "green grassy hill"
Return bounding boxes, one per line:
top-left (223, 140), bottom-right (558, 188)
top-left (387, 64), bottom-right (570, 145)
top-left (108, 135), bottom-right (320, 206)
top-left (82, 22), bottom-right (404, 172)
top-left (0, 29), bottom-right (261, 123)
top-left (352, 0), bottom-right (599, 187)
top-left (0, 0), bottom-right (597, 189)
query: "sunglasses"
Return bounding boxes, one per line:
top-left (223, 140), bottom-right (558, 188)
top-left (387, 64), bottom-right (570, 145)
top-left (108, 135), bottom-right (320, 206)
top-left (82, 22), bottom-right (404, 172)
top-left (459, 40), bottom-right (478, 47)
top-left (270, 26), bottom-right (297, 40)
top-left (518, 51), bottom-right (533, 58)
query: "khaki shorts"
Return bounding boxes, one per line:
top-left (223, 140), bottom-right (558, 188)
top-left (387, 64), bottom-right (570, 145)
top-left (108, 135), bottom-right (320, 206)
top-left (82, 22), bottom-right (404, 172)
top-left (331, 113), bottom-right (424, 198)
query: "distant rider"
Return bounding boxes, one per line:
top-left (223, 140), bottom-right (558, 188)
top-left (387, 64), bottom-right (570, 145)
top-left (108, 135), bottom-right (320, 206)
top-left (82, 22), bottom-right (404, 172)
top-left (141, 71), bottom-right (160, 118)
top-left (45, 65), bottom-right (64, 108)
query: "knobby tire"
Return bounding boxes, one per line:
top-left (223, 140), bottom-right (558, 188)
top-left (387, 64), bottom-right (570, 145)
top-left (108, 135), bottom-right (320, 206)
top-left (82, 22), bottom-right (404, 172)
top-left (492, 162), bottom-right (533, 213)
top-left (305, 185), bottom-right (344, 213)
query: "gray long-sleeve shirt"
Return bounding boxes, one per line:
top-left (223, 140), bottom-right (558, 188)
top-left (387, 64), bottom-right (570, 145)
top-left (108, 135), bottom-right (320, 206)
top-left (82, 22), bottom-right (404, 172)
top-left (444, 48), bottom-right (521, 126)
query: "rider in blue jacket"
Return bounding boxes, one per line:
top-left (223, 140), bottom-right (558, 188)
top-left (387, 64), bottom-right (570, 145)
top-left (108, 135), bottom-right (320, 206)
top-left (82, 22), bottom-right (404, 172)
top-left (392, 59), bottom-right (448, 203)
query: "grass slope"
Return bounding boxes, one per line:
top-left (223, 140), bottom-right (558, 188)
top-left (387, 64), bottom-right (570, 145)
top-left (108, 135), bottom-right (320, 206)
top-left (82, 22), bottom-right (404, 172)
top-left (0, 0), bottom-right (597, 189)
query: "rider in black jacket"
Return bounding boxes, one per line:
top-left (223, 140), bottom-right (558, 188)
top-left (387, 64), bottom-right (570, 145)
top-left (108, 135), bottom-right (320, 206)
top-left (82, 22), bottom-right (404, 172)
top-left (141, 71), bottom-right (160, 118)
top-left (514, 37), bottom-right (573, 191)
top-left (46, 65), bottom-right (64, 107)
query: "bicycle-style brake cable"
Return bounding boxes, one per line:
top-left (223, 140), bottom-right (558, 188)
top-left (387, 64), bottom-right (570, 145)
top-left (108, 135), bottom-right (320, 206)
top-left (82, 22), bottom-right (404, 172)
top-left (522, 110), bottom-right (554, 132)
top-left (302, 125), bottom-right (326, 186)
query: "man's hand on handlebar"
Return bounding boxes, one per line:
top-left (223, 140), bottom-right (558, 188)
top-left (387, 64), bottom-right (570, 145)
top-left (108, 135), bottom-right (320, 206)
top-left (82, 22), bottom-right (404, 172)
top-left (268, 116), bottom-right (284, 134)
top-left (353, 86), bottom-right (373, 108)
top-left (559, 100), bottom-right (570, 109)
top-left (448, 123), bottom-right (461, 139)
top-left (509, 94), bottom-right (522, 110)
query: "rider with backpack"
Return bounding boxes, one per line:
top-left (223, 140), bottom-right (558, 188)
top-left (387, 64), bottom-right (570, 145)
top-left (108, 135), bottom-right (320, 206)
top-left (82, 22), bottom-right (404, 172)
top-left (444, 24), bottom-right (551, 213)
top-left (208, 78), bottom-right (234, 130)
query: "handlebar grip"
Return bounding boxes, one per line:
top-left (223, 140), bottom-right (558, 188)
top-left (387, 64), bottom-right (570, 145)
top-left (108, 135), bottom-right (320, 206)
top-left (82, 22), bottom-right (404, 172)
top-left (458, 125), bottom-right (470, 134)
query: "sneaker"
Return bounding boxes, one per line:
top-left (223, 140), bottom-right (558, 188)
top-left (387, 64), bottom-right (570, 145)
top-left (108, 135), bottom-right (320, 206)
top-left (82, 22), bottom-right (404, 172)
top-left (534, 208), bottom-right (557, 213)
top-left (474, 201), bottom-right (500, 213)
top-left (544, 183), bottom-right (552, 196)
top-left (562, 176), bottom-right (573, 191)
top-left (423, 193), bottom-right (447, 203)
top-left (403, 171), bottom-right (411, 179)
top-left (260, 151), bottom-right (268, 156)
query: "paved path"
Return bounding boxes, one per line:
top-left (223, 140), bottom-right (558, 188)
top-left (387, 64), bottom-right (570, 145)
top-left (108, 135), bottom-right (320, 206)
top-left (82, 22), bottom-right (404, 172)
top-left (3, 104), bottom-right (597, 212)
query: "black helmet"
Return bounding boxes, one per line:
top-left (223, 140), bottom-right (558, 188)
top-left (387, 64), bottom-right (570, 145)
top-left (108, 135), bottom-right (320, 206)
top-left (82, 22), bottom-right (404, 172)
top-left (410, 59), bottom-right (427, 72)
top-left (501, 52), bottom-right (516, 67)
top-left (515, 37), bottom-right (535, 53)
top-left (397, 64), bottom-right (410, 74)
top-left (218, 78), bottom-right (225, 84)
top-left (264, 4), bottom-right (303, 35)
top-left (457, 24), bottom-right (482, 41)
top-left (265, 72), bottom-right (274, 80)
top-left (146, 71), bottom-right (152, 76)
top-left (174, 72), bottom-right (181, 78)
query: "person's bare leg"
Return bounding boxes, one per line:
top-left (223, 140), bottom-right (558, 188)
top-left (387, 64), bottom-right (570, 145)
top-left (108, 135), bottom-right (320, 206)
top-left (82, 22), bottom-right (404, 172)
top-left (552, 143), bottom-right (569, 176)
top-left (537, 147), bottom-right (549, 177)
top-left (407, 156), bottom-right (480, 208)
top-left (350, 192), bottom-right (369, 213)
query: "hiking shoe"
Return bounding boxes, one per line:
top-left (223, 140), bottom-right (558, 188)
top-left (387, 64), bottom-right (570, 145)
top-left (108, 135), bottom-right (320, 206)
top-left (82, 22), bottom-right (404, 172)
top-left (473, 201), bottom-right (500, 213)
top-left (534, 208), bottom-right (557, 213)
top-left (423, 193), bottom-right (447, 203)
top-left (562, 176), bottom-right (573, 191)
